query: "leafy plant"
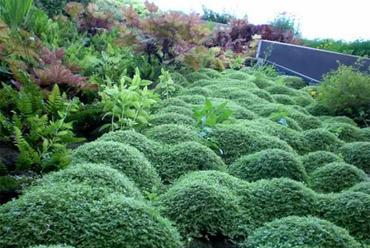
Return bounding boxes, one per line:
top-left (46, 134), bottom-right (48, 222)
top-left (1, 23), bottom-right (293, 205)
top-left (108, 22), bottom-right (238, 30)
top-left (193, 99), bottom-right (233, 154)
top-left (99, 68), bottom-right (158, 132)
top-left (318, 65), bottom-right (370, 127)
top-left (0, 81), bottom-right (82, 172)
top-left (201, 6), bottom-right (234, 24)
top-left (0, 0), bottom-right (33, 29)
top-left (154, 68), bottom-right (176, 99)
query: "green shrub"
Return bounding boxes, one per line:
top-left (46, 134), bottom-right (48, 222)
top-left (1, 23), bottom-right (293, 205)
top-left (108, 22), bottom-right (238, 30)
top-left (241, 216), bottom-right (361, 248)
top-left (317, 65), bottom-right (370, 127)
top-left (210, 125), bottom-right (293, 164)
top-left (0, 183), bottom-right (182, 247)
top-left (153, 98), bottom-right (191, 111)
top-left (293, 94), bottom-right (315, 107)
top-left (144, 124), bottom-right (199, 145)
top-left (198, 68), bottom-right (222, 78)
top-left (34, 0), bottom-right (90, 17)
top-left (309, 162), bottom-right (368, 193)
top-left (303, 129), bottom-right (344, 152)
top-left (281, 75), bottom-right (307, 89)
top-left (72, 141), bottom-right (161, 192)
top-left (287, 111), bottom-right (321, 130)
top-left (157, 105), bottom-right (193, 117)
top-left (301, 151), bottom-right (343, 173)
top-left (0, 176), bottom-right (21, 195)
top-left (315, 192), bottom-right (370, 242)
top-left (322, 122), bottom-right (366, 142)
top-left (177, 94), bottom-right (206, 105)
top-left (97, 130), bottom-right (158, 162)
top-left (239, 178), bottom-right (317, 229)
top-left (35, 163), bottom-right (143, 198)
top-left (306, 102), bottom-right (332, 116)
top-left (242, 119), bottom-right (307, 154)
top-left (154, 142), bottom-right (226, 183)
top-left (222, 70), bottom-right (251, 81)
top-left (175, 170), bottom-right (247, 195)
top-left (180, 86), bottom-right (211, 97)
top-left (186, 72), bottom-right (211, 83)
top-left (31, 245), bottom-right (74, 248)
top-left (265, 85), bottom-right (300, 96)
top-left (320, 115), bottom-right (358, 126)
top-left (272, 94), bottom-right (297, 105)
top-left (170, 72), bottom-right (188, 86)
top-left (150, 113), bottom-right (194, 126)
top-left (347, 182), bottom-right (370, 195)
top-left (249, 89), bottom-right (274, 102)
top-left (361, 128), bottom-right (370, 141)
top-left (229, 149), bottom-right (307, 182)
top-left (210, 87), bottom-right (259, 101)
top-left (339, 142), bottom-right (370, 173)
top-left (159, 178), bottom-right (248, 240)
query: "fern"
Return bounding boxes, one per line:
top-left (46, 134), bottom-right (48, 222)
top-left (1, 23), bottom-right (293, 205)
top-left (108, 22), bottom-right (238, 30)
top-left (14, 126), bottom-right (40, 170)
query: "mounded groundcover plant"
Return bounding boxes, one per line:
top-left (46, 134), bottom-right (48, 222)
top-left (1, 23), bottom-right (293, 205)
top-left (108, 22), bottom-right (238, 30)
top-left (347, 181), bottom-right (370, 195)
top-left (97, 130), bottom-right (159, 162)
top-left (159, 177), bottom-right (249, 244)
top-left (72, 141), bottom-right (161, 192)
top-left (339, 142), bottom-right (370, 173)
top-left (0, 183), bottom-right (182, 248)
top-left (153, 142), bottom-right (226, 183)
top-left (303, 128), bottom-right (344, 152)
top-left (144, 124), bottom-right (200, 145)
top-left (238, 178), bottom-right (317, 229)
top-left (150, 113), bottom-right (195, 126)
top-left (309, 162), bottom-right (368, 193)
top-left (315, 191), bottom-right (370, 243)
top-left (301, 151), bottom-right (343, 174)
top-left (210, 124), bottom-right (294, 164)
top-left (241, 216), bottom-right (362, 248)
top-left (34, 163), bottom-right (143, 198)
top-left (229, 149), bottom-right (307, 182)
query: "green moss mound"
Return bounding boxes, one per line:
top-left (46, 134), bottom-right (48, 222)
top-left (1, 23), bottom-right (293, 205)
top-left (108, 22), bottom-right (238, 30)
top-left (309, 162), bottom-right (368, 193)
top-left (339, 142), bottom-right (370, 173)
top-left (240, 178), bottom-right (317, 229)
top-left (303, 128), bottom-right (344, 152)
top-left (198, 68), bottom-right (222, 78)
top-left (72, 141), bottom-right (161, 192)
top-left (175, 170), bottom-right (247, 194)
top-left (293, 94), bottom-right (315, 107)
top-left (322, 122), bottom-right (366, 142)
top-left (301, 151), bottom-right (343, 173)
top-left (180, 86), bottom-right (211, 97)
top-left (35, 163), bottom-right (143, 198)
top-left (222, 70), bottom-right (251, 80)
top-left (153, 97), bottom-right (191, 111)
top-left (186, 71), bottom-right (211, 83)
top-left (347, 182), bottom-right (370, 195)
top-left (177, 94), bottom-right (206, 104)
top-left (281, 75), bottom-right (307, 89)
top-left (265, 85), bottom-right (300, 96)
top-left (159, 178), bottom-right (248, 240)
top-left (170, 72), bottom-right (188, 86)
top-left (287, 111), bottom-right (321, 130)
top-left (272, 94), bottom-right (297, 105)
top-left (241, 216), bottom-right (361, 248)
top-left (229, 149), bottom-right (307, 182)
top-left (144, 124), bottom-right (199, 145)
top-left (210, 125), bottom-right (293, 164)
top-left (150, 113), bottom-right (194, 126)
top-left (97, 130), bottom-right (158, 161)
top-left (306, 102), bottom-right (332, 116)
top-left (154, 142), bottom-right (226, 183)
top-left (157, 105), bottom-right (193, 117)
top-left (31, 245), bottom-right (74, 248)
top-left (315, 192), bottom-right (370, 243)
top-left (0, 184), bottom-right (182, 248)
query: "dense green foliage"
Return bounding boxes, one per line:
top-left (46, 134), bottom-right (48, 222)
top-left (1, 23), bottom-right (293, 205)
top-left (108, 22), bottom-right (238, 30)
top-left (309, 162), bottom-right (368, 193)
top-left (239, 178), bottom-right (317, 229)
top-left (339, 142), bottom-right (370, 173)
top-left (318, 65), bottom-right (370, 127)
top-left (242, 216), bottom-right (362, 248)
top-left (144, 124), bottom-right (199, 145)
top-left (72, 141), bottom-right (161, 192)
top-left (154, 142), bottom-right (226, 183)
top-left (229, 149), bottom-right (307, 182)
top-left (315, 192), bottom-right (370, 243)
top-left (0, 183), bottom-right (182, 247)
top-left (34, 163), bottom-right (143, 198)
top-left (301, 151), bottom-right (343, 173)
